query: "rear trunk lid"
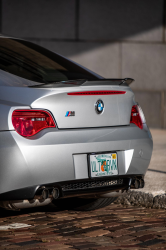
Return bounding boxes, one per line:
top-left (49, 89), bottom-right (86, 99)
top-left (31, 80), bottom-right (134, 129)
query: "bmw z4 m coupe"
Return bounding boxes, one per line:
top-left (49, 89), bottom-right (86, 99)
top-left (0, 37), bottom-right (153, 211)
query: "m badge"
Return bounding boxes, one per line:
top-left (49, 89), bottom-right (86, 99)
top-left (65, 111), bottom-right (75, 117)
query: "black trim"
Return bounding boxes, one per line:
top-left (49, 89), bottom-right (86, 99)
top-left (0, 175), bottom-right (144, 201)
top-left (62, 182), bottom-right (129, 198)
top-left (0, 185), bottom-right (39, 201)
top-left (30, 78), bottom-right (134, 88)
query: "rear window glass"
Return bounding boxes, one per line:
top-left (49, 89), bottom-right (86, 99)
top-left (0, 38), bottom-right (100, 87)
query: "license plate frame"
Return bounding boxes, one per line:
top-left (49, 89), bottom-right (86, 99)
top-left (88, 152), bottom-right (118, 178)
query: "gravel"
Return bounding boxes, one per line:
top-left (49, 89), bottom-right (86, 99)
top-left (114, 190), bottom-right (166, 209)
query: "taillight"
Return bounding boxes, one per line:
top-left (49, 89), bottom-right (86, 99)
top-left (12, 110), bottom-right (56, 137)
top-left (67, 91), bottom-right (126, 95)
top-left (130, 104), bottom-right (145, 129)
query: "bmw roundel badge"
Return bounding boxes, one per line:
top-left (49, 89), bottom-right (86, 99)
top-left (95, 99), bottom-right (104, 114)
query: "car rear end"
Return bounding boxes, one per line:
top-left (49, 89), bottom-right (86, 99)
top-left (0, 37), bottom-right (153, 210)
top-left (0, 82), bottom-right (152, 201)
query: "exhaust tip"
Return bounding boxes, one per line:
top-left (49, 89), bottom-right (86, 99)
top-left (140, 179), bottom-right (145, 188)
top-left (41, 188), bottom-right (49, 200)
top-left (52, 188), bottom-right (59, 199)
top-left (133, 179), bottom-right (140, 189)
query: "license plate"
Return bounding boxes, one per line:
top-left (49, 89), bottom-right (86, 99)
top-left (89, 153), bottom-right (118, 178)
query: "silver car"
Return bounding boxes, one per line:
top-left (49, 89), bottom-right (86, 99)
top-left (0, 37), bottom-right (153, 211)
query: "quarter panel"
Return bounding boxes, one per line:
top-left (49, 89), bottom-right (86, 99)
top-left (0, 104), bottom-right (11, 130)
top-left (0, 84), bottom-right (53, 130)
top-left (0, 131), bottom-right (35, 193)
top-left (128, 139), bottom-right (153, 174)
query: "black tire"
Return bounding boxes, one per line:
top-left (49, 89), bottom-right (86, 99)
top-left (52, 197), bottom-right (117, 211)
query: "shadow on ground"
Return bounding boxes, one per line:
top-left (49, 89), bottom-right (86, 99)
top-left (0, 203), bottom-right (60, 218)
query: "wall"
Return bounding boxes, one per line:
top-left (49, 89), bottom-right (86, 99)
top-left (1, 0), bottom-right (166, 128)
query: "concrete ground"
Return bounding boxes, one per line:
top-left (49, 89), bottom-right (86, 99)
top-left (141, 128), bottom-right (166, 195)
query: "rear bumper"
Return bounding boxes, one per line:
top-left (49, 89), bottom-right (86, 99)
top-left (0, 175), bottom-right (143, 200)
top-left (0, 123), bottom-right (153, 198)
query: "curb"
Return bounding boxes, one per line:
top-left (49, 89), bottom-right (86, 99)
top-left (114, 190), bottom-right (166, 209)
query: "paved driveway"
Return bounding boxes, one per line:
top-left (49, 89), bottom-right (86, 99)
top-left (0, 203), bottom-right (166, 249)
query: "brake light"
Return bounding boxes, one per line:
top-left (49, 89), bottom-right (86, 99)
top-left (12, 110), bottom-right (56, 137)
top-left (68, 90), bottom-right (126, 95)
top-left (130, 105), bottom-right (145, 129)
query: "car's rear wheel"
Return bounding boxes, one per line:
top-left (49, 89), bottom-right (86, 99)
top-left (52, 197), bottom-right (117, 211)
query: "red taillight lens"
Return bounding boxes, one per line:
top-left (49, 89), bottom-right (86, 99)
top-left (12, 110), bottom-right (56, 137)
top-left (67, 91), bottom-right (126, 95)
top-left (130, 105), bottom-right (144, 129)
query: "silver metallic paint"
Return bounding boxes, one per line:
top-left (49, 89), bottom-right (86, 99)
top-left (31, 85), bottom-right (133, 128)
top-left (0, 62), bottom-right (153, 197)
top-left (0, 123), bottom-right (152, 194)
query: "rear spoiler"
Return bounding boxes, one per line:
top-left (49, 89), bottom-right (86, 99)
top-left (30, 78), bottom-right (134, 88)
top-left (82, 78), bottom-right (134, 86)
top-left (106, 78), bottom-right (134, 85)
